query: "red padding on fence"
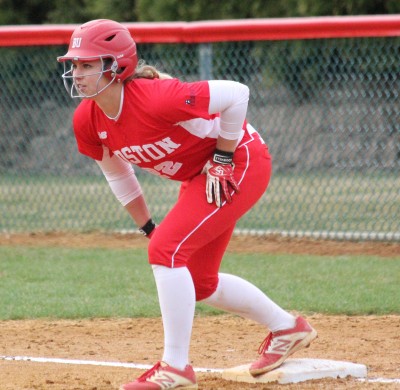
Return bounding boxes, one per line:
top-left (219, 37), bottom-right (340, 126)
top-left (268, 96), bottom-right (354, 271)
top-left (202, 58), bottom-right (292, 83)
top-left (1, 15), bottom-right (400, 47)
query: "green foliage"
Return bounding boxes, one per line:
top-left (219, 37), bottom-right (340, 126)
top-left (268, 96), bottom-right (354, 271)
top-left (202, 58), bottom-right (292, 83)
top-left (0, 0), bottom-right (55, 24)
top-left (136, 0), bottom-right (268, 21)
top-left (84, 0), bottom-right (138, 22)
top-left (1, 0), bottom-right (400, 25)
top-left (135, 0), bottom-right (400, 22)
top-left (0, 245), bottom-right (398, 319)
top-left (46, 0), bottom-right (93, 24)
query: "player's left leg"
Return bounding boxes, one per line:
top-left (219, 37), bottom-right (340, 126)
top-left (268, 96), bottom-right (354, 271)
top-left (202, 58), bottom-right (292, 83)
top-left (187, 227), bottom-right (298, 333)
top-left (183, 215), bottom-right (317, 378)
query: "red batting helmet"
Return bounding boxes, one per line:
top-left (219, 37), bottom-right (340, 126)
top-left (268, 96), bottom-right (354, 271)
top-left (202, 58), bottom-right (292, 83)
top-left (57, 19), bottom-right (138, 82)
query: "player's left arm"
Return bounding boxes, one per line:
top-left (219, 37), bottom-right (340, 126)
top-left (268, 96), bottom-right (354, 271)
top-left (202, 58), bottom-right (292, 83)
top-left (208, 80), bottom-right (249, 152)
top-left (203, 80), bottom-right (249, 206)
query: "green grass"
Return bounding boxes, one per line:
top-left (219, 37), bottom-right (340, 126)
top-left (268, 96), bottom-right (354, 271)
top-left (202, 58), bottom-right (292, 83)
top-left (0, 246), bottom-right (398, 320)
top-left (1, 171), bottom-right (399, 235)
top-left (0, 246), bottom-right (159, 319)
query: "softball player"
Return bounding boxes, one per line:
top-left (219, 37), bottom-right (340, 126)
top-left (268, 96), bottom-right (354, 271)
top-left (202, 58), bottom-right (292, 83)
top-left (58, 19), bottom-right (317, 390)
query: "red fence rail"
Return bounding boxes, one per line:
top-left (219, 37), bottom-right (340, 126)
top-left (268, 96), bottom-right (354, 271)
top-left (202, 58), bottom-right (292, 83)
top-left (1, 15), bottom-right (400, 47)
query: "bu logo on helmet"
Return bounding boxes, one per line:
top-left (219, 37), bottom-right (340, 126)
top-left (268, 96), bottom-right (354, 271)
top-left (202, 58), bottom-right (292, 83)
top-left (72, 37), bottom-right (82, 48)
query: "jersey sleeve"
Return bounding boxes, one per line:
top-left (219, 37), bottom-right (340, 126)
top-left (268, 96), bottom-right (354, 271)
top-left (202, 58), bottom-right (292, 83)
top-left (151, 79), bottom-right (211, 124)
top-left (72, 101), bottom-right (104, 161)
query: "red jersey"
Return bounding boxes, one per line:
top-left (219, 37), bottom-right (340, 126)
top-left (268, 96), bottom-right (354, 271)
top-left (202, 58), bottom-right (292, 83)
top-left (73, 78), bottom-right (249, 181)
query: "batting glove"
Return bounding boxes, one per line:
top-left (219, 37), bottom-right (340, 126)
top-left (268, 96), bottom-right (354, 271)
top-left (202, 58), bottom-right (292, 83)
top-left (202, 149), bottom-right (240, 207)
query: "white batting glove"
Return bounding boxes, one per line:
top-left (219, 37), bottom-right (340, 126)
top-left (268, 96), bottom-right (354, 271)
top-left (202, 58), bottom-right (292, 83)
top-left (202, 150), bottom-right (240, 207)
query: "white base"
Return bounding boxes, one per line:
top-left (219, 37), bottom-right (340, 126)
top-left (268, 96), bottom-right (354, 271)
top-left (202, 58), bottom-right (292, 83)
top-left (222, 358), bottom-right (368, 384)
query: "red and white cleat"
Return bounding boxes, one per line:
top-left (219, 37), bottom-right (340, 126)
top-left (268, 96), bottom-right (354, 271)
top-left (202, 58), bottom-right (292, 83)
top-left (120, 361), bottom-right (198, 389)
top-left (250, 316), bottom-right (318, 376)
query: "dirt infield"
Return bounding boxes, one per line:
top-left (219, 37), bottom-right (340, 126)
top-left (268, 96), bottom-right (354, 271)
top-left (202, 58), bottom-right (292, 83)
top-left (1, 233), bottom-right (399, 389)
top-left (1, 231), bottom-right (399, 257)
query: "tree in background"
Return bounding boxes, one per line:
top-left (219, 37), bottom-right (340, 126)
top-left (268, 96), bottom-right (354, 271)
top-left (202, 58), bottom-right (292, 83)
top-left (46, 0), bottom-right (93, 24)
top-left (1, 0), bottom-right (400, 25)
top-left (135, 0), bottom-right (400, 21)
top-left (85, 0), bottom-right (138, 22)
top-left (0, 0), bottom-right (55, 24)
top-left (296, 0), bottom-right (400, 17)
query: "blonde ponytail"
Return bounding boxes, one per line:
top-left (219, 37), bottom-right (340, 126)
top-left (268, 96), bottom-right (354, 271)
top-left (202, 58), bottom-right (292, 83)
top-left (129, 60), bottom-right (173, 80)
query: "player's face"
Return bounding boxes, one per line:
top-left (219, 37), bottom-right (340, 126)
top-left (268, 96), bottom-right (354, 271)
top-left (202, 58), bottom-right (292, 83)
top-left (71, 59), bottom-right (109, 98)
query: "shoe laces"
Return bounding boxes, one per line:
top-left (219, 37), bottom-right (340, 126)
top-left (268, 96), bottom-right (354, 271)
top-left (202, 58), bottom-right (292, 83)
top-left (137, 361), bottom-right (162, 382)
top-left (258, 332), bottom-right (273, 355)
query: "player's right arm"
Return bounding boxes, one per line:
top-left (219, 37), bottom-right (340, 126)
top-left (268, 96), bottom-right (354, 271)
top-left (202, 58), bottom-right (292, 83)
top-left (73, 105), bottom-right (155, 237)
top-left (96, 146), bottom-right (155, 237)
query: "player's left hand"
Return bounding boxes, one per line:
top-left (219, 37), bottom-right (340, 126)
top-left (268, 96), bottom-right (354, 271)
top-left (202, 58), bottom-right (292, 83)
top-left (202, 150), bottom-right (240, 207)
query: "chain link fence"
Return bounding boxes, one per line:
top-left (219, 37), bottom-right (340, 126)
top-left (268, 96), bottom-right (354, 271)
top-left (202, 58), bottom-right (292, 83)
top-left (1, 36), bottom-right (399, 240)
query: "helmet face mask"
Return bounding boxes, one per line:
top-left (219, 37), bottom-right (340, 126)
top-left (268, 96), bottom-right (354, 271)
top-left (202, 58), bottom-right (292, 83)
top-left (61, 55), bottom-right (119, 98)
top-left (57, 19), bottom-right (138, 98)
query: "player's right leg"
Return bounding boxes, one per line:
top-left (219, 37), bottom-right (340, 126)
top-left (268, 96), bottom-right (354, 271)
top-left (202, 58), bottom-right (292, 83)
top-left (120, 361), bottom-right (197, 389)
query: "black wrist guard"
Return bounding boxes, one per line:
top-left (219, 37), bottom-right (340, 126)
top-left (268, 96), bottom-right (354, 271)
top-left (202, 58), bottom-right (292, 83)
top-left (213, 149), bottom-right (234, 165)
top-left (139, 218), bottom-right (156, 236)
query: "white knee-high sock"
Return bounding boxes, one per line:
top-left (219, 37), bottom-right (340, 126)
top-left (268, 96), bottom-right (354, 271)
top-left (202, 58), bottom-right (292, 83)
top-left (202, 273), bottom-right (295, 332)
top-left (152, 265), bottom-right (196, 370)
